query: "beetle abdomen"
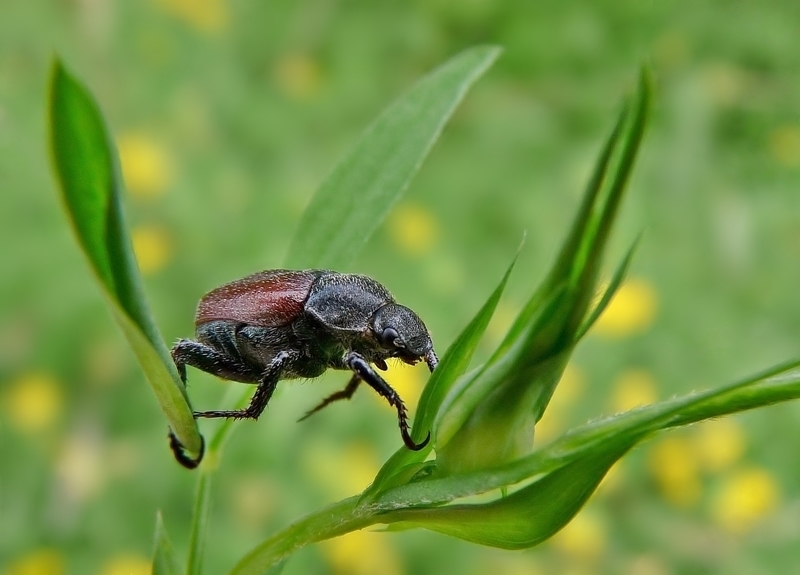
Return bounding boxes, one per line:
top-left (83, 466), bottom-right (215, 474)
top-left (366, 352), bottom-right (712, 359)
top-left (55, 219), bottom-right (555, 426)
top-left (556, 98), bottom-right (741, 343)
top-left (196, 269), bottom-right (324, 328)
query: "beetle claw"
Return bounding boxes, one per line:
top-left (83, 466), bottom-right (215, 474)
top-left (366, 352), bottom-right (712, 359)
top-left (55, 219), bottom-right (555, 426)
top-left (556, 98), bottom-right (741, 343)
top-left (402, 428), bottom-right (431, 451)
top-left (168, 429), bottom-right (205, 469)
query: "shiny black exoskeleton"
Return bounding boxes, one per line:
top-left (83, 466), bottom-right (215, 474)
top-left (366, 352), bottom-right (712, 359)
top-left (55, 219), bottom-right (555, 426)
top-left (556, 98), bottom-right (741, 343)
top-left (169, 269), bottom-right (438, 468)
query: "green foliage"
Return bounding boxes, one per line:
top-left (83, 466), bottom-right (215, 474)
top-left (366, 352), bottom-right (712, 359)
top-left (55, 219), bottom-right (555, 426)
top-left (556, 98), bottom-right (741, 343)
top-left (152, 512), bottom-right (181, 575)
top-left (46, 45), bottom-right (800, 575)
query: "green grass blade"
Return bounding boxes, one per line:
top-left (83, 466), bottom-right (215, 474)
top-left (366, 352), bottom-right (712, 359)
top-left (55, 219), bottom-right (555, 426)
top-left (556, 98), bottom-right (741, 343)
top-left (152, 512), bottom-right (181, 575)
top-left (284, 45), bottom-right (501, 270)
top-left (48, 59), bottom-right (201, 456)
top-left (186, 472), bottom-right (212, 575)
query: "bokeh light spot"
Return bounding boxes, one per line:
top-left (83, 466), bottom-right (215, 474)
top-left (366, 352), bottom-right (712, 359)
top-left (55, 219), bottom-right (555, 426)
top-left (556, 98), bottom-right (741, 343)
top-left (550, 509), bottom-right (607, 560)
top-left (274, 54), bottom-right (323, 100)
top-left (99, 554), bottom-right (151, 575)
top-left (155, 0), bottom-right (228, 33)
top-left (648, 435), bottom-right (702, 508)
top-left (132, 225), bottom-right (172, 275)
top-left (610, 369), bottom-right (658, 412)
top-left (56, 431), bottom-right (105, 503)
top-left (388, 203), bottom-right (439, 257)
top-left (711, 467), bottom-right (779, 533)
top-left (5, 549), bottom-right (64, 575)
top-left (769, 125), bottom-right (800, 167)
top-left (3, 371), bottom-right (62, 434)
top-left (694, 418), bottom-right (746, 473)
top-left (592, 278), bottom-right (657, 337)
top-left (321, 530), bottom-right (402, 575)
top-left (117, 133), bottom-right (173, 199)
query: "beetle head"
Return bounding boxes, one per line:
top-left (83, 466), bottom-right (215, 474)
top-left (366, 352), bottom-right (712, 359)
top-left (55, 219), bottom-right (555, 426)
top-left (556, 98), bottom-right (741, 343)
top-left (371, 303), bottom-right (433, 364)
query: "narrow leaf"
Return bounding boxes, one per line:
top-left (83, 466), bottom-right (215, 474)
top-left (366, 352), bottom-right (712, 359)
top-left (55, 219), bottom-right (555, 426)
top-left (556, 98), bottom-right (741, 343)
top-left (575, 234), bottom-right (641, 340)
top-left (152, 512), bottom-right (181, 575)
top-left (186, 473), bottom-right (212, 575)
top-left (48, 59), bottom-right (201, 456)
top-left (284, 46), bottom-right (501, 269)
top-left (364, 249), bottom-right (519, 497)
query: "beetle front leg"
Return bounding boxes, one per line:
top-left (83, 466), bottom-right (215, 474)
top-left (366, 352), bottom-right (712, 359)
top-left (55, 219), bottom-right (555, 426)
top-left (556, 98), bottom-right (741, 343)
top-left (194, 351), bottom-right (293, 420)
top-left (344, 351), bottom-right (430, 451)
top-left (171, 339), bottom-right (261, 384)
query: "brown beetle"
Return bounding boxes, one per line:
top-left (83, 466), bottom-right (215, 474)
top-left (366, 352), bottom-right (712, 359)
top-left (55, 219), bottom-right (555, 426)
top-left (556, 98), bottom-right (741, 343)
top-left (169, 269), bottom-right (438, 468)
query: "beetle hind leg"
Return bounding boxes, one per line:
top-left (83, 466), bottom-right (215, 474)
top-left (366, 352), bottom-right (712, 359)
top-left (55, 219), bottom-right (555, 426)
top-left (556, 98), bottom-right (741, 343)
top-left (171, 339), bottom-right (261, 384)
top-left (193, 351), bottom-right (294, 420)
top-left (298, 374), bottom-right (361, 422)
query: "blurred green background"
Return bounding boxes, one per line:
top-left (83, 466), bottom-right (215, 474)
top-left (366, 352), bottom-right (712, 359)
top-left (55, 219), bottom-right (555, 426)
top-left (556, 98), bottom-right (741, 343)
top-left (3, 1), bottom-right (800, 574)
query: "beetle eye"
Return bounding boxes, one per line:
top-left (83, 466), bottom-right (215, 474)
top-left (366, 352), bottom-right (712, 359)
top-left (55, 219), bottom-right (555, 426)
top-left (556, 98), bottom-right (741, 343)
top-left (380, 327), bottom-right (401, 348)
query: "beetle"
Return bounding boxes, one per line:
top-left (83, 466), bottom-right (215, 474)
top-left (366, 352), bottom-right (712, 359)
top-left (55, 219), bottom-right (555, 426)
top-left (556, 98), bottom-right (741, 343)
top-left (168, 269), bottom-right (438, 468)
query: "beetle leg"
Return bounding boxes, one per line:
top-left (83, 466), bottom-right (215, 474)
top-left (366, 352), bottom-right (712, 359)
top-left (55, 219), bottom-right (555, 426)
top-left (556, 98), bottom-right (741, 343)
top-left (171, 339), bottom-right (261, 384)
top-left (424, 349), bottom-right (439, 372)
top-left (297, 374), bottom-right (362, 422)
top-left (193, 351), bottom-right (293, 420)
top-left (344, 351), bottom-right (430, 451)
top-left (168, 429), bottom-right (205, 470)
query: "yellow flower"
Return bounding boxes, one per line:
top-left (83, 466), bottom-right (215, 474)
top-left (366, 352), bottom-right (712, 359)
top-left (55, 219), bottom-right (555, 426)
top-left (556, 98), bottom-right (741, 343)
top-left (132, 225), bottom-right (173, 275)
top-left (155, 0), bottom-right (228, 33)
top-left (5, 549), bottom-right (64, 575)
top-left (694, 418), bottom-right (746, 473)
top-left (56, 431), bottom-right (105, 502)
top-left (117, 133), bottom-right (173, 199)
top-left (610, 369), bottom-right (657, 412)
top-left (535, 364), bottom-right (584, 444)
top-left (228, 474), bottom-right (277, 531)
top-left (592, 278), bottom-right (657, 337)
top-left (550, 509), bottom-right (607, 560)
top-left (274, 54), bottom-right (323, 100)
top-left (99, 554), bottom-right (151, 575)
top-left (320, 530), bottom-right (402, 575)
top-left (377, 359), bottom-right (426, 411)
top-left (769, 125), bottom-right (800, 167)
top-left (3, 372), bottom-right (62, 434)
top-left (387, 203), bottom-right (439, 257)
top-left (647, 435), bottom-right (702, 508)
top-left (303, 440), bottom-right (380, 499)
top-left (711, 467), bottom-right (779, 533)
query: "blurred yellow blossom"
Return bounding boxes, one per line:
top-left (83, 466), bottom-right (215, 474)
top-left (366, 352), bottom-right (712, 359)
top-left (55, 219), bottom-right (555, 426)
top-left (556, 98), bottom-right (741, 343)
top-left (388, 202), bottom-right (439, 257)
top-left (155, 0), bottom-right (228, 33)
top-left (711, 467), bottom-right (779, 533)
top-left (592, 278), bottom-right (657, 337)
top-left (3, 372), bottom-right (62, 434)
top-left (769, 125), bottom-right (800, 167)
top-left (5, 549), bottom-right (64, 575)
top-left (377, 359), bottom-right (426, 411)
top-left (550, 509), bottom-right (607, 560)
top-left (57, 431), bottom-right (105, 502)
top-left (274, 54), bottom-right (323, 100)
top-left (648, 435), bottom-right (702, 508)
top-left (117, 133), bottom-right (173, 199)
top-left (535, 364), bottom-right (584, 443)
top-left (694, 418), bottom-right (746, 473)
top-left (303, 440), bottom-right (380, 499)
top-left (99, 555), bottom-right (151, 575)
top-left (610, 369), bottom-right (657, 412)
top-left (321, 530), bottom-right (402, 575)
top-left (228, 474), bottom-right (278, 532)
top-left (702, 63), bottom-right (747, 106)
top-left (132, 225), bottom-right (172, 275)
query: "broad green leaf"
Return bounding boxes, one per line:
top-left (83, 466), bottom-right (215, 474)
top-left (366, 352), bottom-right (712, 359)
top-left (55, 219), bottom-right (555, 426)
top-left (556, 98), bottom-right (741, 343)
top-left (186, 473), bottom-right (212, 575)
top-left (364, 249), bottom-right (519, 498)
top-left (48, 59), bottom-right (201, 456)
top-left (152, 512), bottom-right (181, 575)
top-left (284, 46), bottom-right (501, 270)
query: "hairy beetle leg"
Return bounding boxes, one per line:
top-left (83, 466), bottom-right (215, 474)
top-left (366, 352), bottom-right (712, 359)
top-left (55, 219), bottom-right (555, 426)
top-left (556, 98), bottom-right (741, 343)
top-left (168, 428), bottom-right (205, 469)
top-left (345, 352), bottom-right (430, 451)
top-left (193, 351), bottom-right (292, 420)
top-left (298, 374), bottom-right (361, 422)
